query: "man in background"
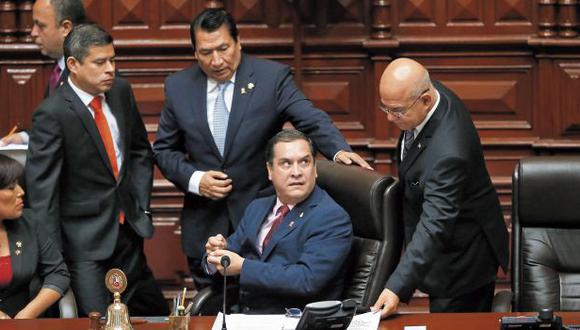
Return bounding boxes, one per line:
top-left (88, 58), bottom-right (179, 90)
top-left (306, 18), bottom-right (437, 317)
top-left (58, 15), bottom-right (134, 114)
top-left (153, 8), bottom-right (370, 290)
top-left (0, 0), bottom-right (85, 146)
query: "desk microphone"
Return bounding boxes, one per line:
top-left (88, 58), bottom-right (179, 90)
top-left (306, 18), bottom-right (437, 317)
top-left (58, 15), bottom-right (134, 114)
top-left (221, 255), bottom-right (230, 330)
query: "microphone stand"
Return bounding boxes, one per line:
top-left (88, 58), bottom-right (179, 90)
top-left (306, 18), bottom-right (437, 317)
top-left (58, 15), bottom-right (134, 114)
top-left (221, 255), bottom-right (231, 330)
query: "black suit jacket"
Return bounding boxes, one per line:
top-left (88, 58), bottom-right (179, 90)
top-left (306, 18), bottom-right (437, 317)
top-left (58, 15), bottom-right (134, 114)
top-left (0, 210), bottom-right (69, 318)
top-left (25, 77), bottom-right (153, 262)
top-left (385, 81), bottom-right (509, 302)
top-left (153, 54), bottom-right (351, 259)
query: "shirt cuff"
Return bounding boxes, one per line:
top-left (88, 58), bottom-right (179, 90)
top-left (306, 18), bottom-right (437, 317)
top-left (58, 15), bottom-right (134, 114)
top-left (19, 131), bottom-right (29, 144)
top-left (332, 150), bottom-right (344, 162)
top-left (203, 256), bottom-right (218, 275)
top-left (188, 170), bottom-right (206, 195)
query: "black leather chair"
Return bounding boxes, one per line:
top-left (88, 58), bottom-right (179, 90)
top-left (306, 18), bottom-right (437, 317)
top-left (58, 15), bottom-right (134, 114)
top-left (495, 156), bottom-right (580, 312)
top-left (190, 160), bottom-right (403, 314)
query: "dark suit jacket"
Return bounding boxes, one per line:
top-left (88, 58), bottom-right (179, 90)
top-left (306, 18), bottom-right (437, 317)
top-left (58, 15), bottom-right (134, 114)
top-left (44, 66), bottom-right (69, 99)
top-left (153, 54), bottom-right (351, 259)
top-left (0, 210), bottom-right (69, 318)
top-left (25, 77), bottom-right (153, 262)
top-left (218, 186), bottom-right (352, 313)
top-left (385, 81), bottom-right (509, 302)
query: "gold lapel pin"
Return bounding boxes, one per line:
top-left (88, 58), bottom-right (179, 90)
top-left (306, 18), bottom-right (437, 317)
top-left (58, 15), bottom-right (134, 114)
top-left (16, 241), bottom-right (22, 248)
top-left (241, 87), bottom-right (246, 94)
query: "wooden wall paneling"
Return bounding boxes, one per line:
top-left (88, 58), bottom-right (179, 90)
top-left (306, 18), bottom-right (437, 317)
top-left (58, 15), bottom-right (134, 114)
top-left (371, 0), bottom-right (392, 39)
top-left (0, 63), bottom-right (47, 133)
top-left (301, 56), bottom-right (371, 140)
top-left (554, 59), bottom-right (580, 136)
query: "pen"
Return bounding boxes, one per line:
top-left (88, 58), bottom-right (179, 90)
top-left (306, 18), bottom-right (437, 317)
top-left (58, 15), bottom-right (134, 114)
top-left (181, 287), bottom-right (187, 308)
top-left (6, 124), bottom-right (18, 137)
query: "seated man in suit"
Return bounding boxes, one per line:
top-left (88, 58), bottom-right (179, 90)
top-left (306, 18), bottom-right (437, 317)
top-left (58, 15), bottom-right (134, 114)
top-left (205, 129), bottom-right (353, 314)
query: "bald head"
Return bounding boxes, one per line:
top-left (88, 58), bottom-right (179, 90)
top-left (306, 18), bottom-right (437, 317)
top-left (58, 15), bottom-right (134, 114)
top-left (378, 58), bottom-right (436, 131)
top-left (380, 58), bottom-right (430, 101)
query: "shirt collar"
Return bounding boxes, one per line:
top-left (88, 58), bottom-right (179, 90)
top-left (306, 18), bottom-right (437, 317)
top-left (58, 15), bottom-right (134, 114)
top-left (57, 57), bottom-right (65, 72)
top-left (207, 72), bottom-right (237, 93)
top-left (273, 198), bottom-right (295, 214)
top-left (413, 89), bottom-right (440, 137)
top-left (67, 77), bottom-right (105, 107)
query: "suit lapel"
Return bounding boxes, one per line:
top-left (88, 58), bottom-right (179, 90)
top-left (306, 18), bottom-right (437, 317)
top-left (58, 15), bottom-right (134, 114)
top-left (190, 66), bottom-right (222, 158)
top-left (223, 55), bottom-right (255, 159)
top-left (399, 88), bottom-right (449, 174)
top-left (63, 82), bottom-right (116, 179)
top-left (105, 86), bottom-right (126, 178)
top-left (260, 187), bottom-right (322, 260)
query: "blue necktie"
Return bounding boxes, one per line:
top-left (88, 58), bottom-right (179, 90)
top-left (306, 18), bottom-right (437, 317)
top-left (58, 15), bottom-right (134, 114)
top-left (403, 130), bottom-right (414, 160)
top-left (213, 82), bottom-right (230, 156)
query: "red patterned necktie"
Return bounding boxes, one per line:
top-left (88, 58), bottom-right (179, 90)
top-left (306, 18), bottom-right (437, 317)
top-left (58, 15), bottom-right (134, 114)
top-left (262, 204), bottom-right (290, 249)
top-left (89, 96), bottom-right (124, 224)
top-left (48, 64), bottom-right (62, 95)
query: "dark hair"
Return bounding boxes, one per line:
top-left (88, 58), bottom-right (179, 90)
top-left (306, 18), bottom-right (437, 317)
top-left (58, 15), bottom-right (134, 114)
top-left (63, 23), bottom-right (113, 63)
top-left (0, 155), bottom-right (23, 190)
top-left (50, 0), bottom-right (86, 25)
top-left (189, 8), bottom-right (238, 52)
top-left (265, 129), bottom-right (316, 164)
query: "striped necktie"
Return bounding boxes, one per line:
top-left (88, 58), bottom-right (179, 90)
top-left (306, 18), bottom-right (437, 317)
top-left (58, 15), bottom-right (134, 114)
top-left (213, 82), bottom-right (230, 156)
top-left (403, 130), bottom-right (414, 160)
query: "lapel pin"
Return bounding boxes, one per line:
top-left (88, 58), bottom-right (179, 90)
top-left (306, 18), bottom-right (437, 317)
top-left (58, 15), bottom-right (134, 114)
top-left (289, 221), bottom-right (295, 228)
top-left (241, 87), bottom-right (246, 94)
top-left (299, 212), bottom-right (304, 218)
top-left (15, 250), bottom-right (21, 255)
top-left (247, 82), bottom-right (255, 90)
top-left (418, 143), bottom-right (422, 149)
top-left (16, 241), bottom-right (22, 248)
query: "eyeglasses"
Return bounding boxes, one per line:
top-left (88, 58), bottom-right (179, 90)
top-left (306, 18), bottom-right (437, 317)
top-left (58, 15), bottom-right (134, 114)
top-left (379, 88), bottom-right (430, 118)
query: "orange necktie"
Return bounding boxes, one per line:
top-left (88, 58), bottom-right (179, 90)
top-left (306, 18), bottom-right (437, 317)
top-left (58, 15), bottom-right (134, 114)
top-left (89, 96), bottom-right (124, 224)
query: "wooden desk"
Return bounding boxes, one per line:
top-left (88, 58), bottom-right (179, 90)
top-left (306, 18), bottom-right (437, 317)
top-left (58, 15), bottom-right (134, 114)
top-left (0, 312), bottom-right (579, 330)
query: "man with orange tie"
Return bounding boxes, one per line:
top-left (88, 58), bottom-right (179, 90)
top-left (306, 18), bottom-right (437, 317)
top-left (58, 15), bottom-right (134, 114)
top-left (0, 0), bottom-right (86, 146)
top-left (24, 24), bottom-right (169, 317)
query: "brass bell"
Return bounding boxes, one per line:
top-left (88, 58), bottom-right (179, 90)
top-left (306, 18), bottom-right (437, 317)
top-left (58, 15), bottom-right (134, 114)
top-left (103, 269), bottom-right (133, 330)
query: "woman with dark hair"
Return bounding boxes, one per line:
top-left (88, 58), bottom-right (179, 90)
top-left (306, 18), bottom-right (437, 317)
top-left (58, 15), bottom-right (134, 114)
top-left (0, 154), bottom-right (69, 319)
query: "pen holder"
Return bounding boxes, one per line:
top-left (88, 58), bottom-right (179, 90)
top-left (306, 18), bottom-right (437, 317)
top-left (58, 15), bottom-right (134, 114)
top-left (169, 314), bottom-right (190, 330)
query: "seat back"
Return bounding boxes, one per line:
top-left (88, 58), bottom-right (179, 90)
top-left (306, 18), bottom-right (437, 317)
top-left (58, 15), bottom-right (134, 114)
top-left (512, 156), bottom-right (580, 312)
top-left (316, 160), bottom-right (402, 307)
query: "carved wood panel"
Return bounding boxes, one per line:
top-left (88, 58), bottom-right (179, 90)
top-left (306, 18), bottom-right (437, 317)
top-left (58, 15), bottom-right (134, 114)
top-left (554, 61), bottom-right (580, 137)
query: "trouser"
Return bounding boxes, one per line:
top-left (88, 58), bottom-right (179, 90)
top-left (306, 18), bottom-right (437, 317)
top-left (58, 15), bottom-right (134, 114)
top-left (68, 223), bottom-right (170, 317)
top-left (429, 280), bottom-right (496, 313)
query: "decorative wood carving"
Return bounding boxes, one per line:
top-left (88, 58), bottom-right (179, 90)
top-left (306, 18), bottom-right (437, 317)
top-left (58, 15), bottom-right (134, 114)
top-left (371, 0), bottom-right (391, 39)
top-left (17, 0), bottom-right (32, 43)
top-left (160, 0), bottom-right (194, 27)
top-left (447, 0), bottom-right (483, 25)
top-left (112, 0), bottom-right (147, 29)
top-left (495, 0), bottom-right (533, 24)
top-left (537, 0), bottom-right (558, 37)
top-left (0, 1), bottom-right (18, 43)
top-left (557, 0), bottom-right (578, 38)
top-left (555, 62), bottom-right (580, 136)
top-left (399, 0), bottom-right (436, 26)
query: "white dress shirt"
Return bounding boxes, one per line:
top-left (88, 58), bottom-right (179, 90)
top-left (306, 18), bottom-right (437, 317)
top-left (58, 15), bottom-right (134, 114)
top-left (68, 77), bottom-right (123, 171)
top-left (401, 89), bottom-right (440, 161)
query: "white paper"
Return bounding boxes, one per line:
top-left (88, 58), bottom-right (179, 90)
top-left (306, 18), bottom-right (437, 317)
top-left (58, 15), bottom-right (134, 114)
top-left (404, 326), bottom-right (427, 330)
top-left (0, 144), bottom-right (28, 150)
top-left (211, 311), bottom-right (380, 330)
top-left (348, 312), bottom-right (381, 330)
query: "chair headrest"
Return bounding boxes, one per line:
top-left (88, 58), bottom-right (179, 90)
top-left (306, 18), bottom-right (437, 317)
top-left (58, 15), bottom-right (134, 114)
top-left (316, 160), bottom-right (395, 239)
top-left (516, 156), bottom-right (580, 227)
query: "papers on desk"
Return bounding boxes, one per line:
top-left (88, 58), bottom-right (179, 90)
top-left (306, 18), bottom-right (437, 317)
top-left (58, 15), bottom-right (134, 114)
top-left (0, 144), bottom-right (27, 165)
top-left (211, 311), bottom-right (381, 330)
